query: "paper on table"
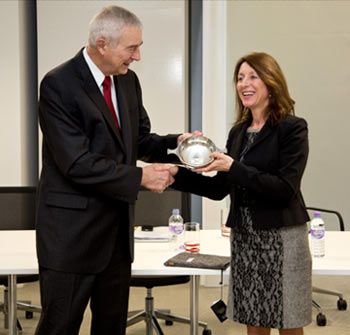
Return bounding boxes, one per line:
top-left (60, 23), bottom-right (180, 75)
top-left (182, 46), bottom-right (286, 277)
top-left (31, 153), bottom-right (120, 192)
top-left (134, 226), bottom-right (172, 243)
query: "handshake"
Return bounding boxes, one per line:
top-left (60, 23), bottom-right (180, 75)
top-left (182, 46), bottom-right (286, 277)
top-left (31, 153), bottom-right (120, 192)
top-left (141, 164), bottom-right (179, 193)
top-left (140, 131), bottom-right (199, 194)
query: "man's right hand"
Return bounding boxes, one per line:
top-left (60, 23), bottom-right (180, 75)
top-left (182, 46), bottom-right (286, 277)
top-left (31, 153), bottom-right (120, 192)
top-left (141, 164), bottom-right (176, 193)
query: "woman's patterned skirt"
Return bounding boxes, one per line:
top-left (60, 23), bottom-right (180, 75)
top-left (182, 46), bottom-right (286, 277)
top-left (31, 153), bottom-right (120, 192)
top-left (226, 207), bottom-right (312, 329)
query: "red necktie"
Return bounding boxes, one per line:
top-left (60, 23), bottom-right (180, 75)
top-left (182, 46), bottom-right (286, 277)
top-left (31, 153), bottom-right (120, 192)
top-left (102, 76), bottom-right (120, 129)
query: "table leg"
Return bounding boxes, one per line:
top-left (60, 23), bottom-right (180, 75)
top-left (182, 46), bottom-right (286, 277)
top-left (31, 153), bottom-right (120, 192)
top-left (189, 275), bottom-right (199, 335)
top-left (8, 274), bottom-right (17, 335)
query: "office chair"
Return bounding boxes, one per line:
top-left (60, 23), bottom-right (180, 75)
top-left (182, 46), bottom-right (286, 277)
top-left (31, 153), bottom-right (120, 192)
top-left (127, 188), bottom-right (212, 335)
top-left (307, 207), bottom-right (348, 326)
top-left (0, 186), bottom-right (41, 331)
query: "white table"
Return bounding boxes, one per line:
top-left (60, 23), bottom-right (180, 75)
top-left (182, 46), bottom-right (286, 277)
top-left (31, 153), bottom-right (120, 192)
top-left (310, 231), bottom-right (350, 275)
top-left (133, 229), bottom-right (230, 335)
top-left (1, 230), bottom-right (350, 335)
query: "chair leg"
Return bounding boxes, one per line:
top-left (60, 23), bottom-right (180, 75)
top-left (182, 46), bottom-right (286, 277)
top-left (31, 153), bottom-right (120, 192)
top-left (312, 299), bottom-right (323, 313)
top-left (127, 310), bottom-right (147, 327)
top-left (16, 301), bottom-right (42, 314)
top-left (16, 319), bottom-right (22, 332)
top-left (313, 286), bottom-right (343, 299)
top-left (151, 315), bottom-right (164, 335)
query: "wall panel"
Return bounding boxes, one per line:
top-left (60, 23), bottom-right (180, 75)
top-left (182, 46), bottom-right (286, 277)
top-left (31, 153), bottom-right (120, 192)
top-left (0, 1), bottom-right (21, 184)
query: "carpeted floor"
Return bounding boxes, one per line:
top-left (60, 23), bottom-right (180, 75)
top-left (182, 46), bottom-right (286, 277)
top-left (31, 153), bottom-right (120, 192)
top-left (0, 275), bottom-right (349, 334)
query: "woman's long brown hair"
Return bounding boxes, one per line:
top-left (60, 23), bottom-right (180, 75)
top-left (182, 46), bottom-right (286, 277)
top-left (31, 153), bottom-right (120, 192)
top-left (233, 52), bottom-right (295, 125)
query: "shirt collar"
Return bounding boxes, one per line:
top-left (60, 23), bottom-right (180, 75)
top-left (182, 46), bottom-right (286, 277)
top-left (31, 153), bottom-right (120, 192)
top-left (83, 47), bottom-right (109, 89)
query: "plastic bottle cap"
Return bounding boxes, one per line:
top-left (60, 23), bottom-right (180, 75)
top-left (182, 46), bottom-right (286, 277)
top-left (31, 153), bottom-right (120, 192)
top-left (313, 211), bottom-right (321, 218)
top-left (172, 208), bottom-right (180, 215)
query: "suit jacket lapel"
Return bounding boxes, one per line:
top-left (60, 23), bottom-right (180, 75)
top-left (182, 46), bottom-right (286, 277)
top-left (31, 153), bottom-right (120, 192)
top-left (73, 51), bottom-right (126, 153)
top-left (114, 76), bottom-right (133, 164)
top-left (229, 122), bottom-right (249, 160)
top-left (229, 119), bottom-right (274, 159)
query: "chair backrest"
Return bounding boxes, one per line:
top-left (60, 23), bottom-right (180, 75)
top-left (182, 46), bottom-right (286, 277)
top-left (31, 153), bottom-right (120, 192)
top-left (134, 188), bottom-right (190, 228)
top-left (0, 186), bottom-right (36, 230)
top-left (306, 206), bottom-right (345, 231)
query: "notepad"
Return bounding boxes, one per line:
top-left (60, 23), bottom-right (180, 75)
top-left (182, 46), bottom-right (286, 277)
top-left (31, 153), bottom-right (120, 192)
top-left (134, 227), bottom-right (172, 243)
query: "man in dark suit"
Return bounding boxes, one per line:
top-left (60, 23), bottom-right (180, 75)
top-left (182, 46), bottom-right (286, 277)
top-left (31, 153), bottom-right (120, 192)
top-left (35, 5), bottom-right (183, 335)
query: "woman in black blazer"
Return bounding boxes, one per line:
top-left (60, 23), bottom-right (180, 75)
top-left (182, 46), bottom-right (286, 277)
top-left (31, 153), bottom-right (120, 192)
top-left (172, 52), bottom-right (311, 335)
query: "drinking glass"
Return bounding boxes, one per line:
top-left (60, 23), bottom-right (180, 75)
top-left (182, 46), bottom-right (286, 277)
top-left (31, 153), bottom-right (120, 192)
top-left (184, 222), bottom-right (200, 253)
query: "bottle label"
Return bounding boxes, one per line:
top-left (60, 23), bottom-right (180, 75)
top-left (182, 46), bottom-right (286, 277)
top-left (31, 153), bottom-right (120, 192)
top-left (169, 223), bottom-right (184, 235)
top-left (310, 229), bottom-right (325, 239)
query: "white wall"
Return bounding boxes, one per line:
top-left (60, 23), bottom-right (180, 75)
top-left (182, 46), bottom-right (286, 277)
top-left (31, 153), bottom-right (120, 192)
top-left (0, 1), bottom-right (22, 185)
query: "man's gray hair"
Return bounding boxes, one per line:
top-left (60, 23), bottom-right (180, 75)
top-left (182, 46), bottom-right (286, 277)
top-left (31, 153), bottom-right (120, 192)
top-left (88, 5), bottom-right (142, 48)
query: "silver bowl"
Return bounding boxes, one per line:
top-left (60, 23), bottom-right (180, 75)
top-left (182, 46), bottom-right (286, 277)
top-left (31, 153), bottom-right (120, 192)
top-left (169, 135), bottom-right (218, 168)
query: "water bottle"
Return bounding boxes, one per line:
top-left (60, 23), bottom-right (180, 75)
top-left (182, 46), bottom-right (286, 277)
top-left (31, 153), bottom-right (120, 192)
top-left (168, 208), bottom-right (184, 250)
top-left (310, 211), bottom-right (325, 257)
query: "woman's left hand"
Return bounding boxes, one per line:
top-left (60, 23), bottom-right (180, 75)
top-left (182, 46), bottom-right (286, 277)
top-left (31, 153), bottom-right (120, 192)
top-left (177, 130), bottom-right (202, 145)
top-left (193, 152), bottom-right (234, 173)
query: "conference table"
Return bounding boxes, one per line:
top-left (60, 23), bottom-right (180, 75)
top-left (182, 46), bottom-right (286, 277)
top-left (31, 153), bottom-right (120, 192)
top-left (1, 230), bottom-right (350, 335)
